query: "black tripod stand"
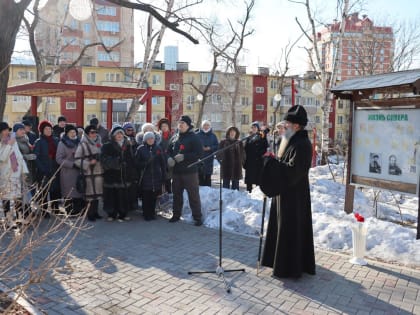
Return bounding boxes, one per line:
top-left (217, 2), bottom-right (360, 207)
top-left (187, 137), bottom-right (248, 293)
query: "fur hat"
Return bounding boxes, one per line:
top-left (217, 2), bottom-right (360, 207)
top-left (201, 120), bottom-right (211, 128)
top-left (84, 124), bottom-right (97, 135)
top-left (225, 126), bottom-right (240, 140)
top-left (110, 125), bottom-right (125, 137)
top-left (64, 124), bottom-right (77, 135)
top-left (157, 118), bottom-right (170, 130)
top-left (179, 115), bottom-right (192, 127)
top-left (38, 120), bottom-right (53, 134)
top-left (141, 122), bottom-right (155, 133)
top-left (143, 131), bottom-right (155, 142)
top-left (57, 115), bottom-right (67, 123)
top-left (0, 122), bottom-right (11, 133)
top-left (283, 105), bottom-right (308, 127)
top-left (22, 120), bottom-right (32, 127)
top-left (13, 123), bottom-right (25, 133)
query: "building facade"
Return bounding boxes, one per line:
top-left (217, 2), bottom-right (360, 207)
top-left (36, 0), bottom-right (134, 68)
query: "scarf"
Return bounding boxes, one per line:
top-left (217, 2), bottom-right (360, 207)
top-left (162, 130), bottom-right (170, 141)
top-left (45, 135), bottom-right (57, 160)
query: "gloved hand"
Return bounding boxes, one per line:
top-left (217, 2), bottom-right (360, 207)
top-left (167, 157), bottom-right (176, 168)
top-left (263, 151), bottom-right (275, 158)
top-left (174, 154), bottom-right (184, 163)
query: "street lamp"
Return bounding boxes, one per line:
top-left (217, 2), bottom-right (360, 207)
top-left (311, 82), bottom-right (323, 167)
top-left (69, 0), bottom-right (93, 21)
top-left (196, 93), bottom-right (203, 102)
top-left (273, 93), bottom-right (282, 126)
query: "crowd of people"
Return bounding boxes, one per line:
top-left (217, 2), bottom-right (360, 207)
top-left (0, 105), bottom-right (316, 279)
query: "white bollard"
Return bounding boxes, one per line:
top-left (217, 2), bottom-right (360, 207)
top-left (349, 222), bottom-right (367, 265)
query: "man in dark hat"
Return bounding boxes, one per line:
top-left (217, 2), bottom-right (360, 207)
top-left (167, 115), bottom-right (204, 226)
top-left (90, 117), bottom-right (109, 144)
top-left (53, 115), bottom-right (67, 138)
top-left (259, 105), bottom-right (316, 279)
top-left (22, 119), bottom-right (37, 145)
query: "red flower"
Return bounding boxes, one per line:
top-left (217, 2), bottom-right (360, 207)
top-left (354, 212), bottom-right (365, 222)
top-left (156, 149), bottom-right (161, 155)
top-left (179, 144), bottom-right (185, 151)
top-left (96, 143), bottom-right (101, 148)
top-left (122, 145), bottom-right (126, 151)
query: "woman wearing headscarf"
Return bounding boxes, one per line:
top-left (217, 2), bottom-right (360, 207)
top-left (196, 120), bottom-right (219, 187)
top-left (56, 124), bottom-right (84, 215)
top-left (34, 120), bottom-right (61, 215)
top-left (0, 122), bottom-right (28, 222)
top-left (74, 124), bottom-right (104, 221)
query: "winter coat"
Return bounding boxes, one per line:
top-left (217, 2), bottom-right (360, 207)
top-left (197, 129), bottom-right (219, 175)
top-left (52, 125), bottom-right (64, 138)
top-left (97, 125), bottom-right (109, 144)
top-left (135, 143), bottom-right (166, 192)
top-left (74, 135), bottom-right (104, 200)
top-left (167, 128), bottom-right (203, 175)
top-left (101, 137), bottom-right (137, 188)
top-left (217, 129), bottom-right (244, 181)
top-left (0, 138), bottom-right (29, 200)
top-left (243, 132), bottom-right (268, 185)
top-left (260, 129), bottom-right (316, 278)
top-left (34, 135), bottom-right (60, 192)
top-left (56, 135), bottom-right (82, 199)
top-left (16, 135), bottom-right (37, 185)
top-left (27, 131), bottom-right (37, 145)
top-left (159, 130), bottom-right (173, 154)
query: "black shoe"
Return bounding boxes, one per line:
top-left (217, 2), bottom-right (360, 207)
top-left (194, 219), bottom-right (203, 226)
top-left (169, 217), bottom-right (180, 223)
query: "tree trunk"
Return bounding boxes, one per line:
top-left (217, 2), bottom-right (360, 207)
top-left (0, 0), bottom-right (32, 121)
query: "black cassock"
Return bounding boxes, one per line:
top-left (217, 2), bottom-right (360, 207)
top-left (260, 130), bottom-right (316, 278)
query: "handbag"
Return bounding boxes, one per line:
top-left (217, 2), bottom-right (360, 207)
top-left (157, 185), bottom-right (172, 213)
top-left (76, 146), bottom-right (86, 194)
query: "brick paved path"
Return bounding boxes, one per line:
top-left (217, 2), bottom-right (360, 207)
top-left (24, 213), bottom-right (420, 314)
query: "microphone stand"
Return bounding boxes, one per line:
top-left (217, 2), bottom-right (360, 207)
top-left (187, 136), bottom-right (249, 293)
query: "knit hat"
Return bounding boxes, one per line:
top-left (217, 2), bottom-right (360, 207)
top-left (22, 120), bottom-right (32, 127)
top-left (122, 122), bottom-right (134, 131)
top-left (0, 122), bottom-right (11, 133)
top-left (64, 124), bottom-right (77, 135)
top-left (141, 122), bottom-right (155, 133)
top-left (90, 117), bottom-right (99, 127)
top-left (157, 117), bottom-right (170, 130)
top-left (179, 115), bottom-right (192, 127)
top-left (110, 125), bottom-right (125, 137)
top-left (251, 121), bottom-right (260, 130)
top-left (58, 115), bottom-right (67, 123)
top-left (13, 123), bottom-right (25, 133)
top-left (84, 124), bottom-right (97, 135)
top-left (284, 105), bottom-right (308, 127)
top-left (38, 120), bottom-right (53, 134)
top-left (143, 131), bottom-right (155, 142)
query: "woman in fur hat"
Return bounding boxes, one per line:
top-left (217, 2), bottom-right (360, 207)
top-left (74, 125), bottom-right (104, 221)
top-left (156, 117), bottom-right (173, 193)
top-left (217, 126), bottom-right (243, 190)
top-left (56, 124), bottom-right (84, 215)
top-left (101, 125), bottom-right (136, 222)
top-left (0, 122), bottom-right (29, 221)
top-left (33, 120), bottom-right (61, 215)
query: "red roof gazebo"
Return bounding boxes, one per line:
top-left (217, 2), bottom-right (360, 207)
top-left (7, 82), bottom-right (173, 129)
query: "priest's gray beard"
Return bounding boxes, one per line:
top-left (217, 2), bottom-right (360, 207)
top-left (277, 128), bottom-right (296, 158)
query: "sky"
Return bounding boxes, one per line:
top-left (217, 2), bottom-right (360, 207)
top-left (148, 0), bottom-right (420, 75)
top-left (14, 0), bottom-right (420, 75)
top-left (173, 161), bottom-right (420, 267)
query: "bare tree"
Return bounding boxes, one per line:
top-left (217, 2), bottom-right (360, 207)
top-left (391, 19), bottom-right (420, 71)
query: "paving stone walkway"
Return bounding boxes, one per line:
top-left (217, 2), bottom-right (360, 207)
top-left (22, 213), bottom-right (420, 314)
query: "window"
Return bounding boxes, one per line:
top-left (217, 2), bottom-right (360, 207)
top-left (338, 100), bottom-right (343, 109)
top-left (270, 80), bottom-right (278, 90)
top-left (337, 131), bottom-right (343, 140)
top-left (152, 96), bottom-right (161, 105)
top-left (337, 116), bottom-right (344, 124)
top-left (241, 97), bottom-right (249, 106)
top-left (102, 37), bottom-right (120, 47)
top-left (315, 116), bottom-right (321, 123)
top-left (186, 95), bottom-right (195, 104)
top-left (186, 104), bottom-right (193, 111)
top-left (152, 74), bottom-right (161, 85)
top-left (84, 39), bottom-right (91, 45)
top-left (86, 72), bottom-right (96, 84)
top-left (200, 73), bottom-right (211, 85)
top-left (97, 6), bottom-right (117, 16)
top-left (66, 102), bottom-right (76, 110)
top-left (105, 73), bottom-right (120, 82)
top-left (255, 87), bottom-right (264, 93)
top-left (255, 104), bottom-right (265, 111)
top-left (98, 52), bottom-right (120, 62)
top-left (97, 21), bottom-right (120, 33)
top-left (208, 94), bottom-right (222, 104)
top-left (241, 115), bottom-right (249, 125)
top-left (13, 96), bottom-right (30, 103)
top-left (169, 83), bottom-right (179, 90)
top-left (84, 23), bottom-right (91, 33)
top-left (17, 71), bottom-right (35, 80)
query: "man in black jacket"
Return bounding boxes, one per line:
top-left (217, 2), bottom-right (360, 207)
top-left (167, 115), bottom-right (203, 226)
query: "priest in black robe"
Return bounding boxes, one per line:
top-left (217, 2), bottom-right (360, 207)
top-left (260, 105), bottom-right (316, 279)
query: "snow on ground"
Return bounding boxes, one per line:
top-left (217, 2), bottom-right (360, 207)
top-left (174, 161), bottom-right (420, 267)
